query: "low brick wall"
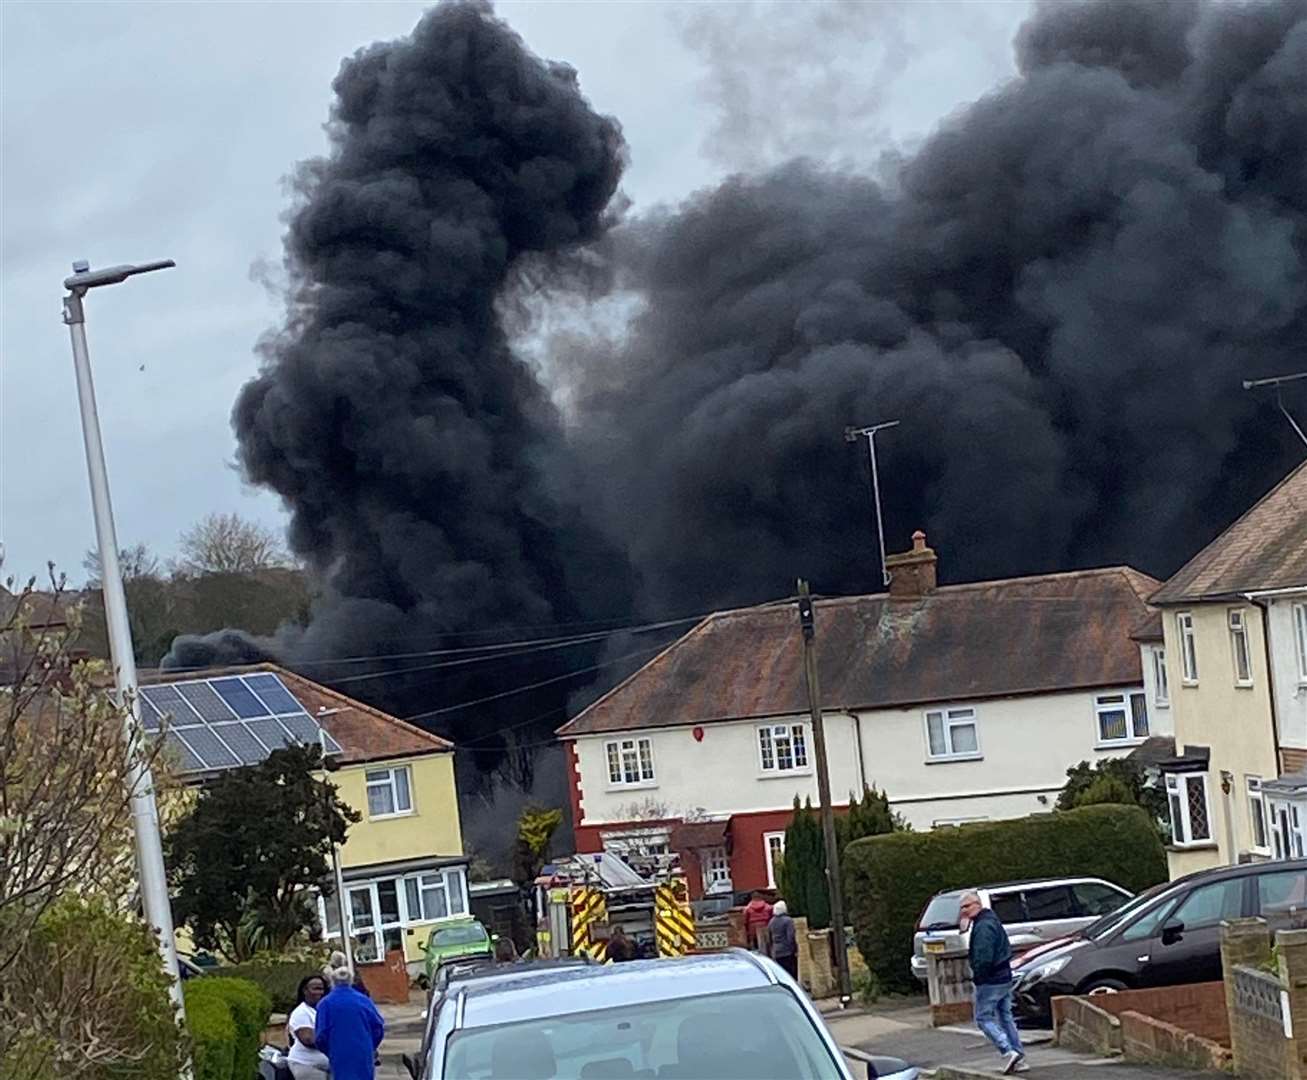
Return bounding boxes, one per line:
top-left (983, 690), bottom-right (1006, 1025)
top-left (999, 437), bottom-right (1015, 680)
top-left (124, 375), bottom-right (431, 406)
top-left (1230, 964), bottom-right (1294, 1080)
top-left (1053, 996), bottom-right (1121, 1055)
top-left (1119, 1010), bottom-right (1233, 1072)
top-left (1053, 981), bottom-right (1228, 1046)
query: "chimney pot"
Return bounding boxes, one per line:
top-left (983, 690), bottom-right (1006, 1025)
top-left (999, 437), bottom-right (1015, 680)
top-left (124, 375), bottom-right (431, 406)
top-left (884, 529), bottom-right (938, 599)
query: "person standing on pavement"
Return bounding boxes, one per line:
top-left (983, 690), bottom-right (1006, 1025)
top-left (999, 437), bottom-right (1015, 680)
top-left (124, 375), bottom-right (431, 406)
top-left (315, 965), bottom-right (386, 1080)
top-left (743, 891), bottom-right (774, 952)
top-left (767, 900), bottom-right (799, 980)
top-left (961, 892), bottom-right (1026, 1074)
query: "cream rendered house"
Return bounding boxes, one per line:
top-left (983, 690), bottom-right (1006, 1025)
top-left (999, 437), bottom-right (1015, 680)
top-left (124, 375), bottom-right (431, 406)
top-left (1151, 460), bottom-right (1307, 876)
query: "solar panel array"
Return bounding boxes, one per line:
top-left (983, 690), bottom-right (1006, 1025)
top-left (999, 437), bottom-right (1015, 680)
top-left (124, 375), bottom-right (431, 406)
top-left (142, 671), bottom-right (344, 775)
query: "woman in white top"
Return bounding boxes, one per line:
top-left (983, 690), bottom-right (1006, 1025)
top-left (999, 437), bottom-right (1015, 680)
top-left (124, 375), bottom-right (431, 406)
top-left (287, 974), bottom-right (331, 1078)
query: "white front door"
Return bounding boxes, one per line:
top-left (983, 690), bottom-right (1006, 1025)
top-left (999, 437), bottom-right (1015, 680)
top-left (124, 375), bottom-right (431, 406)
top-left (348, 884), bottom-right (381, 962)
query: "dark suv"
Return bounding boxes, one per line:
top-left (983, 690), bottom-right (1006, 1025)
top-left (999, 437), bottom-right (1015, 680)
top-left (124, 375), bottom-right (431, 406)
top-left (1013, 859), bottom-right (1307, 1023)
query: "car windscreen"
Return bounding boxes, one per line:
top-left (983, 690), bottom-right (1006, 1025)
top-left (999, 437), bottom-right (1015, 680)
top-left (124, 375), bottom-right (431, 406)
top-left (441, 986), bottom-right (844, 1080)
top-left (1086, 881), bottom-right (1174, 941)
top-left (433, 924), bottom-right (489, 947)
top-left (920, 891), bottom-right (964, 930)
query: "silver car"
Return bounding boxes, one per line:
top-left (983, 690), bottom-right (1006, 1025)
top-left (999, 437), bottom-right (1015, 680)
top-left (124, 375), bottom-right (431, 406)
top-left (911, 876), bottom-right (1132, 981)
top-left (420, 950), bottom-right (918, 1079)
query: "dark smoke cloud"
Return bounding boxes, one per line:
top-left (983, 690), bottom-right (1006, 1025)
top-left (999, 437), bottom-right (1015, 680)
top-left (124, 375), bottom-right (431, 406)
top-left (176, 0), bottom-right (1307, 861)
top-left (566, 0), bottom-right (1307, 613)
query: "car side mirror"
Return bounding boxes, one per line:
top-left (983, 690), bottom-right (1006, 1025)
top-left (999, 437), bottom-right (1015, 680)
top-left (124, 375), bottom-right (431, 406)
top-left (866, 1056), bottom-right (912, 1079)
top-left (401, 1051), bottom-right (420, 1080)
top-left (1161, 918), bottom-right (1185, 946)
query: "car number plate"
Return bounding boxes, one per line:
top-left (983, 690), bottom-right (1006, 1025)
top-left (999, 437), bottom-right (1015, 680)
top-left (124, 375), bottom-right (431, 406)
top-left (924, 939), bottom-right (946, 954)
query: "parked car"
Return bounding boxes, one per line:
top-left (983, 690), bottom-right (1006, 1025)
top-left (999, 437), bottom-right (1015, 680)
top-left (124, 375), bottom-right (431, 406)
top-left (415, 949), bottom-right (918, 1079)
top-left (912, 876), bottom-right (1133, 981)
top-left (1012, 859), bottom-right (1307, 1023)
top-left (422, 917), bottom-right (494, 982)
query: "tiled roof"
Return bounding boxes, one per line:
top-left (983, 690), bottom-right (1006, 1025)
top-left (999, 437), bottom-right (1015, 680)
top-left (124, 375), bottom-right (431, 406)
top-left (143, 662), bottom-right (452, 764)
top-left (1151, 459), bottom-right (1307, 605)
top-left (558, 566), bottom-right (1158, 737)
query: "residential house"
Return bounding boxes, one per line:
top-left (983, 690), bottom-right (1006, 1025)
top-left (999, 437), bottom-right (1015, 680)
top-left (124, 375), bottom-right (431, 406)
top-left (557, 532), bottom-right (1167, 898)
top-left (1150, 460), bottom-right (1307, 875)
top-left (142, 663), bottom-right (466, 974)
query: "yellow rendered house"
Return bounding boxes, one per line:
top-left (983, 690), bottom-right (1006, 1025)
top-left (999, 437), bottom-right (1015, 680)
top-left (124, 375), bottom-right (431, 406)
top-left (142, 663), bottom-right (465, 975)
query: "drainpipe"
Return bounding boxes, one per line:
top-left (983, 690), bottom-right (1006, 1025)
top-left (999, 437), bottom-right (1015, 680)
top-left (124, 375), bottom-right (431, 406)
top-left (847, 711), bottom-right (868, 793)
top-left (1244, 595), bottom-right (1284, 775)
top-left (1220, 770), bottom-right (1237, 865)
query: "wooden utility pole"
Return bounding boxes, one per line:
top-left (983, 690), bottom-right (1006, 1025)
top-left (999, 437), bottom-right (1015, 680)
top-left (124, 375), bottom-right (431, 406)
top-left (797, 579), bottom-right (852, 1004)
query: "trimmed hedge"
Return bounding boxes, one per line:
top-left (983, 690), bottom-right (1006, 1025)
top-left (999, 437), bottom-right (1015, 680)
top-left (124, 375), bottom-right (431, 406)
top-left (184, 976), bottom-right (271, 1080)
top-left (845, 804), bottom-right (1168, 992)
top-left (184, 982), bottom-right (236, 1080)
top-left (219, 958), bottom-right (312, 1013)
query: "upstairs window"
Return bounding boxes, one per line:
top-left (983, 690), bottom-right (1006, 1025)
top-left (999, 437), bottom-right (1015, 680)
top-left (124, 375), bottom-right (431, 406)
top-left (1153, 648), bottom-right (1170, 706)
top-left (1177, 612), bottom-right (1199, 683)
top-left (924, 707), bottom-right (980, 761)
top-left (605, 738), bottom-right (655, 786)
top-left (1294, 603), bottom-right (1307, 683)
top-left (1229, 609), bottom-right (1253, 686)
top-left (758, 724), bottom-right (809, 773)
top-left (366, 765), bottom-right (413, 818)
top-left (1166, 772), bottom-right (1211, 847)
top-left (1095, 691), bottom-right (1149, 744)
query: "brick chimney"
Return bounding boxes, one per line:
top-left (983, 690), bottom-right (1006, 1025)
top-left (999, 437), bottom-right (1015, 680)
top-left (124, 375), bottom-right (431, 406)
top-left (884, 530), bottom-right (938, 599)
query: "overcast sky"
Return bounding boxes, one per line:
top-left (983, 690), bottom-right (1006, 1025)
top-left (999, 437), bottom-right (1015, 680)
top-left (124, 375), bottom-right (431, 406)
top-left (0, 0), bottom-right (1027, 586)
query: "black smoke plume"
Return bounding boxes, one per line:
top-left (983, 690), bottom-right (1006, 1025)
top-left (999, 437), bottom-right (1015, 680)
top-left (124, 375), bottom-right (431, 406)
top-left (173, 0), bottom-right (1307, 859)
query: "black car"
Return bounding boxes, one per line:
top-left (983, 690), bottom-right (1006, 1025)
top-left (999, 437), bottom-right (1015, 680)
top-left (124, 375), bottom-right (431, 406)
top-left (1013, 858), bottom-right (1307, 1023)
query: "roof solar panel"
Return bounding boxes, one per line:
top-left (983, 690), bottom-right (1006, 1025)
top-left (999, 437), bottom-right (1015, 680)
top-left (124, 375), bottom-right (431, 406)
top-left (278, 711), bottom-right (333, 750)
top-left (178, 725), bottom-right (241, 769)
top-left (243, 672), bottom-right (303, 715)
top-left (163, 731), bottom-right (203, 772)
top-left (247, 717), bottom-right (295, 751)
top-left (142, 684), bottom-right (200, 724)
top-left (178, 681), bottom-right (237, 723)
top-left (211, 677), bottom-right (269, 719)
top-left (212, 721), bottom-right (269, 765)
top-left (137, 695), bottom-right (163, 732)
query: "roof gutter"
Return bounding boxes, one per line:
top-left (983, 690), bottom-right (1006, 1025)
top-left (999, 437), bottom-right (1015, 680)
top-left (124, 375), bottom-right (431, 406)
top-left (1242, 593), bottom-right (1283, 773)
top-left (1242, 586), bottom-right (1307, 599)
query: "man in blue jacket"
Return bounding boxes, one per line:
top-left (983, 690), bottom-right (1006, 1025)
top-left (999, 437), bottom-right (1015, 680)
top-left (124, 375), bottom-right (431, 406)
top-left (316, 966), bottom-right (386, 1080)
top-left (961, 892), bottom-right (1026, 1074)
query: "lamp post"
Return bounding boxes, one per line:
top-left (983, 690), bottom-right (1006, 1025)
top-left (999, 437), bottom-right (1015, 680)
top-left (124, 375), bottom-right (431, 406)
top-left (316, 706), bottom-right (355, 976)
top-left (61, 259), bottom-right (185, 1015)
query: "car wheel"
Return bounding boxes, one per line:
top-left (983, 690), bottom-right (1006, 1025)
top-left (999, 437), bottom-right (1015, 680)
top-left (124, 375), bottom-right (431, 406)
top-left (1083, 977), bottom-right (1127, 995)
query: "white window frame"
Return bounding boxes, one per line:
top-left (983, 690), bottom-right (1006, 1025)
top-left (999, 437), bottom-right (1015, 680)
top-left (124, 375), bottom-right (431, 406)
top-left (1229, 608), bottom-right (1253, 687)
top-left (365, 764), bottom-right (413, 819)
top-left (701, 846), bottom-right (731, 894)
top-left (764, 831), bottom-right (786, 889)
top-left (1270, 799), bottom-right (1307, 860)
top-left (604, 737), bottom-right (656, 788)
top-left (403, 866), bottom-right (469, 924)
top-left (1294, 603), bottom-right (1307, 684)
top-left (1165, 772), bottom-right (1213, 847)
top-left (757, 723), bottom-right (810, 775)
top-left (1177, 612), bottom-right (1198, 683)
top-left (1093, 690), bottom-right (1149, 746)
top-left (317, 864), bottom-right (469, 947)
top-left (923, 706), bottom-right (981, 762)
top-left (1248, 777), bottom-right (1271, 855)
top-left (1152, 647), bottom-right (1170, 706)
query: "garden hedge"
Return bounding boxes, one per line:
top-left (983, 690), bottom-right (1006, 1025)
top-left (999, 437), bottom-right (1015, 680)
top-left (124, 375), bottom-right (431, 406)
top-left (220, 958), bottom-right (313, 1013)
top-left (844, 804), bottom-right (1168, 992)
top-left (183, 981), bottom-right (236, 1080)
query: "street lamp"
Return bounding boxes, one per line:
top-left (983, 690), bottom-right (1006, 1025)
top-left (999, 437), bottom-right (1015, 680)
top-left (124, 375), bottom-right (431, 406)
top-left (62, 259), bottom-right (185, 1016)
top-left (844, 420), bottom-right (900, 587)
top-left (316, 706), bottom-right (355, 977)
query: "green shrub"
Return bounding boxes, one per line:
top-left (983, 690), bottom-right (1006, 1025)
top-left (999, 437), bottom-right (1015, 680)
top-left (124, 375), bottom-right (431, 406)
top-left (1, 896), bottom-right (185, 1080)
top-left (220, 957), bottom-right (319, 1013)
top-left (199, 977), bottom-right (272, 1077)
top-left (845, 804), bottom-right (1168, 993)
top-left (183, 982), bottom-right (236, 1080)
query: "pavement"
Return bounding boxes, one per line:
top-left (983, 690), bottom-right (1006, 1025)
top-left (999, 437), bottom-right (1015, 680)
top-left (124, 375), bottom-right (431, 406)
top-left (820, 998), bottom-right (1215, 1079)
top-left (374, 993), bottom-right (1215, 1079)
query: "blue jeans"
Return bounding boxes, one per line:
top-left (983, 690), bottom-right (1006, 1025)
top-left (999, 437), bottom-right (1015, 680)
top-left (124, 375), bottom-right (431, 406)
top-left (974, 981), bottom-right (1023, 1057)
